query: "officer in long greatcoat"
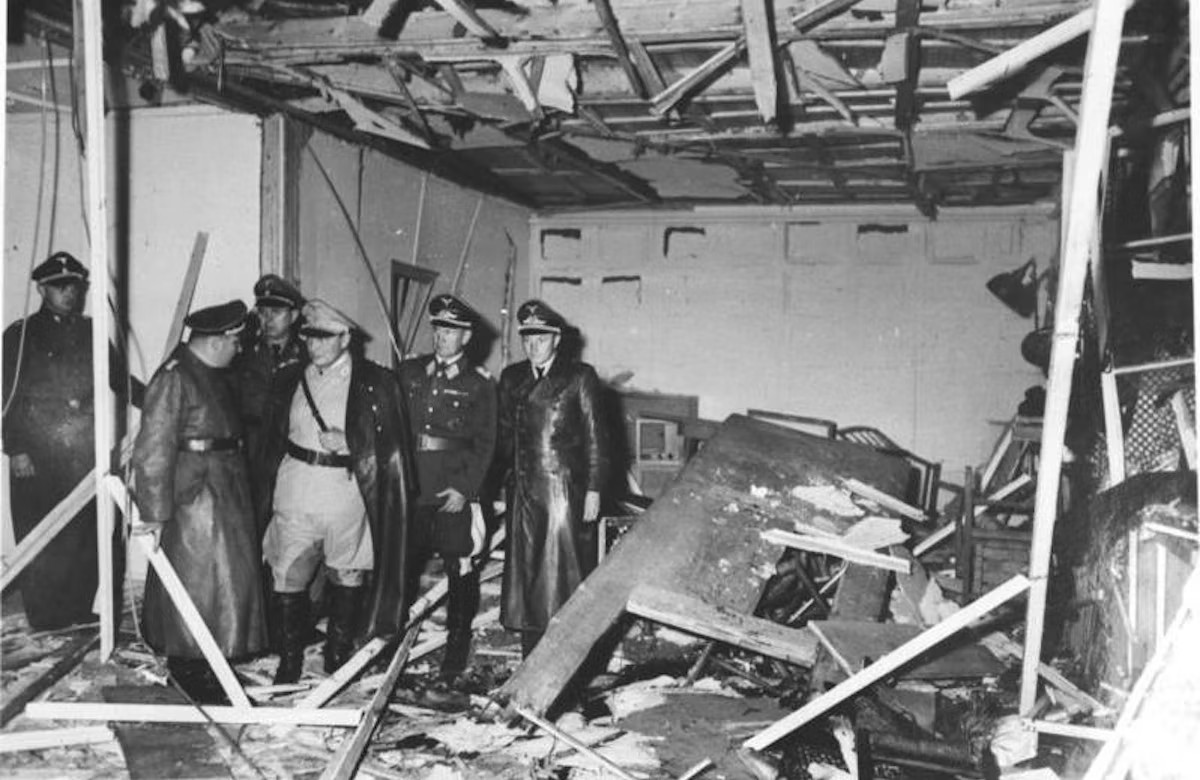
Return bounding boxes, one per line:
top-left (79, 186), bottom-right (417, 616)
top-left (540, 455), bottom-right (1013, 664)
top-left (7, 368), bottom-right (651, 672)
top-left (133, 300), bottom-right (267, 704)
top-left (496, 300), bottom-right (609, 657)
top-left (2, 252), bottom-right (138, 631)
top-left (398, 294), bottom-right (496, 690)
top-left (258, 299), bottom-right (416, 683)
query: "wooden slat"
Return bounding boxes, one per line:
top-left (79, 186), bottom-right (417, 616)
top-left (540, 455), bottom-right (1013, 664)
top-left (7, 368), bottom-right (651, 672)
top-left (0, 727), bottom-right (113, 754)
top-left (649, 40), bottom-right (745, 116)
top-left (626, 585), bottom-right (819, 667)
top-left (946, 0), bottom-right (1135, 99)
top-left (740, 0), bottom-right (779, 124)
top-left (842, 478), bottom-right (927, 522)
top-left (761, 529), bottom-right (911, 573)
top-left (106, 477), bottom-right (252, 709)
top-left (745, 575), bottom-right (1030, 750)
top-left (808, 620), bottom-right (1004, 679)
top-left (25, 702), bottom-right (361, 727)
top-left (319, 625), bottom-right (420, 780)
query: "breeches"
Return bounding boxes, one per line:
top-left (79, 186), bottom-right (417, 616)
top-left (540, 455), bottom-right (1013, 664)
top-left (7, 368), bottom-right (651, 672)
top-left (263, 509), bottom-right (373, 592)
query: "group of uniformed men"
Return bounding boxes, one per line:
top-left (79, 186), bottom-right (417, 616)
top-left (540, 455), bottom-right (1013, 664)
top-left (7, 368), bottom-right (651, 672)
top-left (4, 252), bottom-right (609, 707)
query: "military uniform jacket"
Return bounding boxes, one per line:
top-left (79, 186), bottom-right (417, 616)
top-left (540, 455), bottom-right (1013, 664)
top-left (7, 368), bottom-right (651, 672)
top-left (133, 345), bottom-right (267, 659)
top-left (233, 336), bottom-right (304, 480)
top-left (397, 354), bottom-right (497, 504)
top-left (259, 357), bottom-right (416, 640)
top-left (496, 357), bottom-right (609, 632)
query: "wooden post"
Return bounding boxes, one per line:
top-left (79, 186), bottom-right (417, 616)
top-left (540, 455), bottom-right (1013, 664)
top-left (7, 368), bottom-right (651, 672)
top-left (80, 0), bottom-right (117, 661)
top-left (1019, 0), bottom-right (1129, 715)
top-left (959, 466), bottom-right (975, 599)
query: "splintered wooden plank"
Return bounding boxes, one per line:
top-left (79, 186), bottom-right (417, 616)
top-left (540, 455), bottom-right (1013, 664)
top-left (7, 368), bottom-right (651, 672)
top-left (627, 585), bottom-right (819, 667)
top-left (102, 686), bottom-right (231, 779)
top-left (746, 575), bottom-right (1030, 750)
top-left (809, 620), bottom-right (1004, 680)
top-left (500, 414), bottom-right (910, 716)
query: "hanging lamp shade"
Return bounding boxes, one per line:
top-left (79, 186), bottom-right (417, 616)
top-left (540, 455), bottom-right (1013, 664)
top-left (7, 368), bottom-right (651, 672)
top-left (986, 259), bottom-right (1039, 318)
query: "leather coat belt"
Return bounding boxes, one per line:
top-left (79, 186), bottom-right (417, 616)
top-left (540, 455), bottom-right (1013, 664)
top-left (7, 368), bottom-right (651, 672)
top-left (417, 433), bottom-right (469, 452)
top-left (287, 441), bottom-right (352, 468)
top-left (179, 437), bottom-right (243, 453)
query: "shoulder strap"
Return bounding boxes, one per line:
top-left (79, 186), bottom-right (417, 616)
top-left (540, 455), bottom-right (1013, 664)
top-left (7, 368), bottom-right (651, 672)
top-left (299, 372), bottom-right (329, 432)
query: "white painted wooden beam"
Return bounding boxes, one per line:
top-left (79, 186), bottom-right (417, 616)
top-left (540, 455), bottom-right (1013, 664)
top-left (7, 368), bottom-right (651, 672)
top-left (745, 575), bottom-right (1030, 749)
top-left (740, 0), bottom-right (779, 124)
top-left (1019, 0), bottom-right (1130, 715)
top-left (25, 702), bottom-right (362, 727)
top-left (0, 726), bottom-right (114, 754)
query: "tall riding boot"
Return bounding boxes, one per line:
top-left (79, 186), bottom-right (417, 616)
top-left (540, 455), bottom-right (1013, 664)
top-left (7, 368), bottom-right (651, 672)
top-left (324, 585), bottom-right (362, 674)
top-left (441, 566), bottom-right (480, 682)
top-left (274, 592), bottom-right (309, 684)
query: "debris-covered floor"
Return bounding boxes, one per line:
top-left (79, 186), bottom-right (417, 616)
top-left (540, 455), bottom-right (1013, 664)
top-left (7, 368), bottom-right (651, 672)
top-left (3, 416), bottom-right (1193, 778)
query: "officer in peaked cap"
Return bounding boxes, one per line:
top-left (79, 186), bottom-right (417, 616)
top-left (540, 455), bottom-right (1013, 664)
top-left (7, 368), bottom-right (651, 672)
top-left (397, 293), bottom-right (496, 701)
top-left (2, 249), bottom-right (135, 632)
top-left (135, 297), bottom-right (267, 703)
top-left (185, 300), bottom-right (249, 335)
top-left (516, 299), bottom-right (565, 335)
top-left (235, 276), bottom-right (307, 512)
top-left (254, 274), bottom-right (304, 310)
top-left (497, 299), bottom-right (608, 659)
top-left (31, 251), bottom-right (90, 285)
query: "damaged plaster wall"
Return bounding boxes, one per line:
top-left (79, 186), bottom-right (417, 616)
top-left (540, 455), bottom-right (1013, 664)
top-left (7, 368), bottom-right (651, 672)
top-left (531, 206), bottom-right (1055, 471)
top-left (295, 131), bottom-right (532, 372)
top-left (3, 104), bottom-right (263, 567)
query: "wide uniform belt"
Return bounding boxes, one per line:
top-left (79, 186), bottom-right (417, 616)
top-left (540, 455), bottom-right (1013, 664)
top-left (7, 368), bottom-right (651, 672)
top-left (179, 437), bottom-right (243, 453)
top-left (287, 441), bottom-right (353, 469)
top-left (417, 433), bottom-right (470, 452)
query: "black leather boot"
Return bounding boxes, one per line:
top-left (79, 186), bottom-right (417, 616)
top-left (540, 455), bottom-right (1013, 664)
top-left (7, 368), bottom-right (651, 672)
top-left (274, 592), bottom-right (309, 684)
top-left (323, 585), bottom-right (362, 674)
top-left (440, 566), bottom-right (480, 682)
top-left (168, 657), bottom-right (230, 706)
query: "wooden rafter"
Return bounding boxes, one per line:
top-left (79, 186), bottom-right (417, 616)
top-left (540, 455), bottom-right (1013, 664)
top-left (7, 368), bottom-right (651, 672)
top-left (740, 0), bottom-right (781, 124)
top-left (650, 39), bottom-right (745, 117)
top-left (592, 0), bottom-right (649, 100)
top-left (888, 0), bottom-right (922, 132)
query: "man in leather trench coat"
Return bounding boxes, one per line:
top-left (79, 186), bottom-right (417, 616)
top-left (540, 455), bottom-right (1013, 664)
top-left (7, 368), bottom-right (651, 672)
top-left (133, 300), bottom-right (267, 704)
top-left (258, 299), bottom-right (415, 683)
top-left (496, 300), bottom-right (609, 657)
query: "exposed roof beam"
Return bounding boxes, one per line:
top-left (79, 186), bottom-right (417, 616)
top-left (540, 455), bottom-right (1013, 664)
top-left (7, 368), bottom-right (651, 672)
top-left (741, 0), bottom-right (781, 125)
top-left (592, 0), bottom-right (650, 99)
top-left (650, 39), bottom-right (745, 116)
top-left (213, 1), bottom-right (1093, 63)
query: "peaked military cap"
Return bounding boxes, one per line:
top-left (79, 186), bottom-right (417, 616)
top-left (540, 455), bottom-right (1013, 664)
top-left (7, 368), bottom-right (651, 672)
top-left (185, 300), bottom-right (248, 336)
top-left (32, 251), bottom-right (89, 285)
top-left (429, 294), bottom-right (476, 330)
top-left (516, 299), bottom-right (564, 335)
top-left (254, 274), bottom-right (304, 309)
top-left (300, 298), bottom-right (359, 338)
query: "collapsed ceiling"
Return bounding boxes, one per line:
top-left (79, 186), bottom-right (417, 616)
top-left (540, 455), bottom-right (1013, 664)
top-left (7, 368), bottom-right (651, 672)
top-left (12, 0), bottom-right (1189, 211)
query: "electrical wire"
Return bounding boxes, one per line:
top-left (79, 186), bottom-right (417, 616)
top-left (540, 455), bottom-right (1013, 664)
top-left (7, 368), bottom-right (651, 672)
top-left (3, 39), bottom-right (54, 419)
top-left (302, 140), bottom-right (407, 365)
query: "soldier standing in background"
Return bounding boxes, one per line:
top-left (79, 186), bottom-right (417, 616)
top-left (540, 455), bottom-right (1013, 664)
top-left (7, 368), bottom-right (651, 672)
top-left (398, 294), bottom-right (496, 699)
top-left (2, 252), bottom-right (140, 631)
top-left (133, 300), bottom-right (267, 704)
top-left (234, 274), bottom-right (305, 506)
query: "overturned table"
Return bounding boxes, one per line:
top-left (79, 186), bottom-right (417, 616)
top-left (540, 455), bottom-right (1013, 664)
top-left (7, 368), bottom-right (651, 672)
top-left (499, 413), bottom-right (911, 716)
